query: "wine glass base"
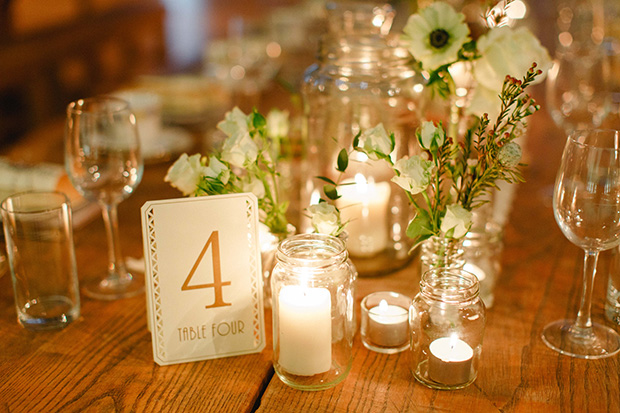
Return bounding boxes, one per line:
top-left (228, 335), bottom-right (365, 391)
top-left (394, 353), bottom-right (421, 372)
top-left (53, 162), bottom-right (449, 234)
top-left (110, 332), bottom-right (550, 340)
top-left (82, 272), bottom-right (145, 301)
top-left (541, 319), bottom-right (620, 359)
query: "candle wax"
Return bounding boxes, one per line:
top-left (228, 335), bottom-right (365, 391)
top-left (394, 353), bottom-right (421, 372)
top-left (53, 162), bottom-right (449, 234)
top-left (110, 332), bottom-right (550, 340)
top-left (336, 176), bottom-right (390, 257)
top-left (428, 336), bottom-right (474, 386)
top-left (367, 299), bottom-right (409, 347)
top-left (277, 285), bottom-right (332, 376)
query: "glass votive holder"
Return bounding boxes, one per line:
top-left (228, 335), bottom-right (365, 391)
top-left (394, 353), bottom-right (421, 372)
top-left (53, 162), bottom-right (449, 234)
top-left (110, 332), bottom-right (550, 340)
top-left (361, 291), bottom-right (411, 354)
top-left (271, 234), bottom-right (356, 391)
top-left (410, 268), bottom-right (486, 390)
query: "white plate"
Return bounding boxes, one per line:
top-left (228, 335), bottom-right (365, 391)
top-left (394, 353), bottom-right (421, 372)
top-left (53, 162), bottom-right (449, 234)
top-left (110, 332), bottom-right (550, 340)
top-left (142, 127), bottom-right (193, 164)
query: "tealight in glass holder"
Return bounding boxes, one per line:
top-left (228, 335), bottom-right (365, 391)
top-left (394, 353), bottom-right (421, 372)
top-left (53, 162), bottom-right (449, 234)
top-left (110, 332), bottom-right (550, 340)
top-left (271, 234), bottom-right (356, 391)
top-left (361, 291), bottom-right (411, 354)
top-left (410, 268), bottom-right (486, 390)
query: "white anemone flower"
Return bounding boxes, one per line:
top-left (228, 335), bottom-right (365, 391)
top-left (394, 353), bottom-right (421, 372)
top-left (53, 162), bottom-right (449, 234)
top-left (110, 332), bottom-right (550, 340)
top-left (402, 2), bottom-right (470, 72)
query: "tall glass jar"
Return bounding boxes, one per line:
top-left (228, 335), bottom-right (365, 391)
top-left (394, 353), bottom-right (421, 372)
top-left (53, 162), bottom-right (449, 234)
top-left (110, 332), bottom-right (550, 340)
top-left (271, 233), bottom-right (356, 391)
top-left (410, 267), bottom-right (486, 390)
top-left (300, 0), bottom-right (426, 276)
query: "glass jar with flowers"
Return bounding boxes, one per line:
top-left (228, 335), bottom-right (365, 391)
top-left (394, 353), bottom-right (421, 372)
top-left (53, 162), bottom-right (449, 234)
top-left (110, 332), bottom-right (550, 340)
top-left (165, 107), bottom-right (296, 306)
top-left (319, 65), bottom-right (547, 277)
top-left (312, 1), bottom-right (551, 286)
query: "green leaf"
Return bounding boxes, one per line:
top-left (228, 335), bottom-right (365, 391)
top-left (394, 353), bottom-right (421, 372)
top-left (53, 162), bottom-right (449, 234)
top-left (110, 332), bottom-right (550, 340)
top-left (408, 234), bottom-right (433, 254)
top-left (316, 176), bottom-right (337, 186)
top-left (336, 149), bottom-right (349, 172)
top-left (352, 131), bottom-right (362, 149)
top-left (406, 210), bottom-right (434, 239)
top-left (252, 110), bottom-right (266, 129)
top-left (323, 184), bottom-right (340, 201)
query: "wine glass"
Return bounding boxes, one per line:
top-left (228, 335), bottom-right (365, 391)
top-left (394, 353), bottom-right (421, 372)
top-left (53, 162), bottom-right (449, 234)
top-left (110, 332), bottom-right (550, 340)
top-left (546, 47), bottom-right (611, 134)
top-left (542, 128), bottom-right (620, 358)
top-left (64, 97), bottom-right (144, 300)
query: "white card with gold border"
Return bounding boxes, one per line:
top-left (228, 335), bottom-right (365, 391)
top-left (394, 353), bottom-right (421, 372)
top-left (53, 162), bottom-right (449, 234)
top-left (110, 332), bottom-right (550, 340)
top-left (141, 193), bottom-right (265, 366)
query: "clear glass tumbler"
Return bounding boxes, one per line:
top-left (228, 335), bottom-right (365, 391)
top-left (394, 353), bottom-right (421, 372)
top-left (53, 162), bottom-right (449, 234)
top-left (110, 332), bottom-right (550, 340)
top-left (1, 191), bottom-right (81, 330)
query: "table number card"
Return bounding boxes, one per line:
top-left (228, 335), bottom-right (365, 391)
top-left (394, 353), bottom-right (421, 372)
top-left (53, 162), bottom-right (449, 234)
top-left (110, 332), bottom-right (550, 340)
top-left (141, 193), bottom-right (265, 366)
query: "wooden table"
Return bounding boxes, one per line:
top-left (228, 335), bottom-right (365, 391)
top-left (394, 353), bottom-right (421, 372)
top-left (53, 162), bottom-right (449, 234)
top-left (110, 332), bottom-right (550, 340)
top-left (1, 1), bottom-right (620, 409)
top-left (0, 87), bottom-right (619, 413)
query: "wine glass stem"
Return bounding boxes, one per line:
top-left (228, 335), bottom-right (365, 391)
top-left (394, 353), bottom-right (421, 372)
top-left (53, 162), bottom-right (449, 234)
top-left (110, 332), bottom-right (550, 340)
top-left (100, 202), bottom-right (127, 281)
top-left (573, 250), bottom-right (599, 335)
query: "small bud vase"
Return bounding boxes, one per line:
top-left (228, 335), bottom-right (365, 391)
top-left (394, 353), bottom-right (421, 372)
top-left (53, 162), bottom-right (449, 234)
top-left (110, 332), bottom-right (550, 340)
top-left (419, 235), bottom-right (465, 276)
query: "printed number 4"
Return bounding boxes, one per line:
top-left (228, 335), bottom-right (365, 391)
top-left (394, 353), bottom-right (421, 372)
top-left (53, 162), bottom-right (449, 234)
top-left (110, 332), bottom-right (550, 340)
top-left (181, 231), bottom-right (231, 308)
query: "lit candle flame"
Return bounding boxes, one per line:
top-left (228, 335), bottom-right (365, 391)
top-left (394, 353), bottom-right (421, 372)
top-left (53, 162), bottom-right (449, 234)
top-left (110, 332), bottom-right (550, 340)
top-left (378, 299), bottom-right (388, 313)
top-left (449, 333), bottom-right (459, 351)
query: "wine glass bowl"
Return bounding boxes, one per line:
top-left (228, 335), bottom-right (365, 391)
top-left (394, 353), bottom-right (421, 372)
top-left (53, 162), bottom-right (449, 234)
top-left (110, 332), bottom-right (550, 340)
top-left (542, 128), bottom-right (620, 358)
top-left (546, 47), bottom-right (611, 133)
top-left (65, 97), bottom-right (144, 300)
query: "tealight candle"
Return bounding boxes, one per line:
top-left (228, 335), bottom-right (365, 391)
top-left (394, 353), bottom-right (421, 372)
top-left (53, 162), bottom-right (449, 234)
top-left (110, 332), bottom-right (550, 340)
top-left (428, 335), bottom-right (474, 386)
top-left (277, 285), bottom-right (332, 376)
top-left (361, 291), bottom-right (411, 354)
top-left (336, 174), bottom-right (390, 257)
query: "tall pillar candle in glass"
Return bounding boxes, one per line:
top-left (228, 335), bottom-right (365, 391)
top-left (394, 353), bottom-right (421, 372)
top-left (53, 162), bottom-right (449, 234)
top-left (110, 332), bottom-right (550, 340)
top-left (300, 0), bottom-right (425, 276)
top-left (271, 234), bottom-right (356, 391)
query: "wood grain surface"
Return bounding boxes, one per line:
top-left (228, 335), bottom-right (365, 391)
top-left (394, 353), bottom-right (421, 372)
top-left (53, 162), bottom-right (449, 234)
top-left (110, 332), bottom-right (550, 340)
top-left (1, 101), bottom-right (618, 412)
top-left (1, 1), bottom-right (619, 411)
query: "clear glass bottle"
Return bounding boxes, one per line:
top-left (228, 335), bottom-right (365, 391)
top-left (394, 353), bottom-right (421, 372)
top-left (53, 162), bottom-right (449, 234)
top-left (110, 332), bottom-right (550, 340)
top-left (271, 233), bottom-right (356, 391)
top-left (410, 267), bottom-right (486, 390)
top-left (300, 0), bottom-right (426, 276)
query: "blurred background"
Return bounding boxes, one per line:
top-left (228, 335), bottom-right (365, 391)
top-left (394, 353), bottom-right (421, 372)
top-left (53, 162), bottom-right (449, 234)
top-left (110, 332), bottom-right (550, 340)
top-left (0, 0), bottom-right (618, 148)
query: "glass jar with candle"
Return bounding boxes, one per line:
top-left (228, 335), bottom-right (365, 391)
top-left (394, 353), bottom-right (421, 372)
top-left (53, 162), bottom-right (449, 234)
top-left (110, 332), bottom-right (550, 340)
top-left (271, 233), bottom-right (356, 391)
top-left (410, 267), bottom-right (486, 390)
top-left (299, 0), bottom-right (426, 277)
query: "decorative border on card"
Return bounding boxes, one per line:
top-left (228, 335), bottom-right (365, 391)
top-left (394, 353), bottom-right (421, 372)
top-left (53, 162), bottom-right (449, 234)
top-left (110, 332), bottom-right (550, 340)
top-left (145, 205), bottom-right (167, 360)
top-left (143, 194), bottom-right (265, 364)
top-left (246, 198), bottom-right (262, 346)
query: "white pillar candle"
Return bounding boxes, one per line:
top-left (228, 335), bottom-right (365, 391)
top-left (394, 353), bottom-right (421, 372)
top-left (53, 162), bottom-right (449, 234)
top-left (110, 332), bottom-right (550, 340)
top-left (428, 335), bottom-right (474, 385)
top-left (337, 174), bottom-right (390, 257)
top-left (277, 285), bottom-right (332, 376)
top-left (367, 299), bottom-right (409, 348)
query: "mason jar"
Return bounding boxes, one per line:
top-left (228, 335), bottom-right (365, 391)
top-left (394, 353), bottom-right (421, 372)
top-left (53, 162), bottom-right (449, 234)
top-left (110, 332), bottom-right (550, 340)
top-left (410, 267), bottom-right (486, 390)
top-left (300, 0), bottom-right (426, 276)
top-left (271, 233), bottom-right (356, 391)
